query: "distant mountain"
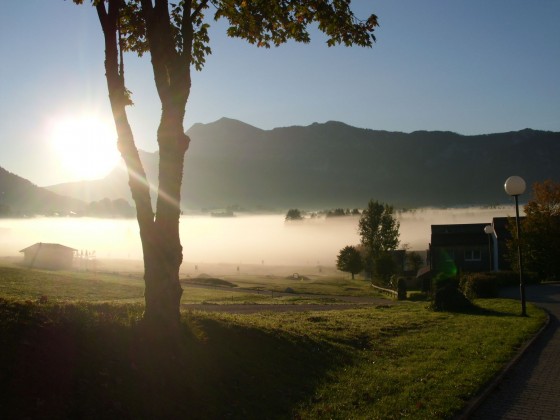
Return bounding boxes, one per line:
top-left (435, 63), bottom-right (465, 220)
top-left (46, 150), bottom-right (157, 204)
top-left (46, 118), bottom-right (560, 210)
top-left (0, 166), bottom-right (85, 216)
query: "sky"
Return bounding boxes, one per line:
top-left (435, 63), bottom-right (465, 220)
top-left (1, 0), bottom-right (559, 186)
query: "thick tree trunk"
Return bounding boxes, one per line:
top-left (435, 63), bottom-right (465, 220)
top-left (142, 113), bottom-right (189, 329)
top-left (96, 0), bottom-right (193, 333)
top-left (142, 236), bottom-right (183, 329)
top-left (136, 1), bottom-right (192, 330)
top-left (96, 1), bottom-right (186, 332)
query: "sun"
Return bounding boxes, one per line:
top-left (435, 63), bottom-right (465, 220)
top-left (49, 115), bottom-right (120, 181)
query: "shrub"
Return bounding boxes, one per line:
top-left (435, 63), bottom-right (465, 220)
top-left (396, 277), bottom-right (407, 301)
top-left (459, 271), bottom-right (540, 299)
top-left (460, 273), bottom-right (499, 299)
top-left (408, 292), bottom-right (429, 301)
top-left (430, 274), bottom-right (474, 312)
top-left (431, 287), bottom-right (474, 312)
top-left (431, 273), bottom-right (459, 292)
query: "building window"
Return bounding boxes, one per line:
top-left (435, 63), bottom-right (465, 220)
top-left (464, 249), bottom-right (481, 261)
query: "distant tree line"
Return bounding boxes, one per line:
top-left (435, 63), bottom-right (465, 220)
top-left (285, 209), bottom-right (303, 221)
top-left (285, 207), bottom-right (361, 221)
top-left (326, 208), bottom-right (361, 217)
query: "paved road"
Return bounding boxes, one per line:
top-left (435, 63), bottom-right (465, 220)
top-left (470, 283), bottom-right (560, 419)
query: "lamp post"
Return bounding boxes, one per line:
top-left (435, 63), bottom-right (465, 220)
top-left (484, 225), bottom-right (494, 271)
top-left (504, 175), bottom-right (527, 316)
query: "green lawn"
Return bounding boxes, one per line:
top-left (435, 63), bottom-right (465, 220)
top-left (219, 274), bottom-right (374, 296)
top-left (0, 263), bottom-right (381, 305)
top-left (0, 264), bottom-right (547, 419)
top-left (0, 265), bottom-right (145, 303)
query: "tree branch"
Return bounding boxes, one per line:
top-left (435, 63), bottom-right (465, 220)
top-left (191, 0), bottom-right (208, 20)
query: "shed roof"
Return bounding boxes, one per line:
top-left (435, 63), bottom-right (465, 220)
top-left (19, 243), bottom-right (77, 253)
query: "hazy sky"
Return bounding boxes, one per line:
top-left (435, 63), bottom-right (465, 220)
top-left (1, 1), bottom-right (559, 186)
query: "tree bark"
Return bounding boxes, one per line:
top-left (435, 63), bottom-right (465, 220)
top-left (138, 0), bottom-right (192, 329)
top-left (96, 0), bottom-right (190, 332)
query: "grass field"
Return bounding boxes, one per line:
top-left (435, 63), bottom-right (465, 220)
top-left (0, 261), bottom-right (379, 305)
top-left (0, 263), bottom-right (547, 419)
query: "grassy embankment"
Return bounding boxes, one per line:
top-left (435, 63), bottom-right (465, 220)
top-left (0, 264), bottom-right (546, 419)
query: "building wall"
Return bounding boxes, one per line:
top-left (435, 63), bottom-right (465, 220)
top-left (23, 247), bottom-right (74, 270)
top-left (431, 244), bottom-right (492, 275)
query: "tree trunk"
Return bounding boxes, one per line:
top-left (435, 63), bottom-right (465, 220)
top-left (142, 233), bottom-right (183, 329)
top-left (96, 1), bottom-right (187, 332)
top-left (142, 111), bottom-right (189, 329)
top-left (96, 0), bottom-right (195, 333)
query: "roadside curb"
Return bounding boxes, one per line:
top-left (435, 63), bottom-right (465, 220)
top-left (455, 309), bottom-right (551, 419)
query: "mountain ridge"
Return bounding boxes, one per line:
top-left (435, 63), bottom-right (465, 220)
top-left (0, 166), bottom-right (85, 216)
top-left (40, 118), bottom-right (560, 210)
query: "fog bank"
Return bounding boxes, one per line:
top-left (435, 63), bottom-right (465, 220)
top-left (0, 207), bottom-right (519, 267)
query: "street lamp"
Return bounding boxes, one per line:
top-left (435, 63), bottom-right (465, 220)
top-left (484, 225), bottom-right (494, 271)
top-left (504, 175), bottom-right (527, 316)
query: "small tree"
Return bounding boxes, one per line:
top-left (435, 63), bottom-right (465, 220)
top-left (358, 199), bottom-right (400, 277)
top-left (285, 208), bottom-right (303, 221)
top-left (336, 245), bottom-right (363, 279)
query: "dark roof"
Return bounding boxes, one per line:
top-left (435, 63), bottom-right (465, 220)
top-left (491, 216), bottom-right (525, 241)
top-left (19, 243), bottom-right (77, 253)
top-left (417, 266), bottom-right (432, 278)
top-left (431, 223), bottom-right (488, 246)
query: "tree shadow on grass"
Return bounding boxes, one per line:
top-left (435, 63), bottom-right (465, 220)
top-left (433, 301), bottom-right (528, 318)
top-left (0, 303), bottom-right (346, 419)
top-left (466, 304), bottom-right (522, 318)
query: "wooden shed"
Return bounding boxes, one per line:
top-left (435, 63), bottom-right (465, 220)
top-left (19, 243), bottom-right (77, 270)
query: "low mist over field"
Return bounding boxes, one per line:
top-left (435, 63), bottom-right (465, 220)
top-left (0, 206), bottom-right (518, 270)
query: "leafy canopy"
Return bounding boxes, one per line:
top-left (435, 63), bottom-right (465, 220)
top-left (358, 199), bottom-right (400, 260)
top-left (511, 180), bottom-right (560, 279)
top-left (336, 245), bottom-right (363, 278)
top-left (74, 0), bottom-right (378, 71)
